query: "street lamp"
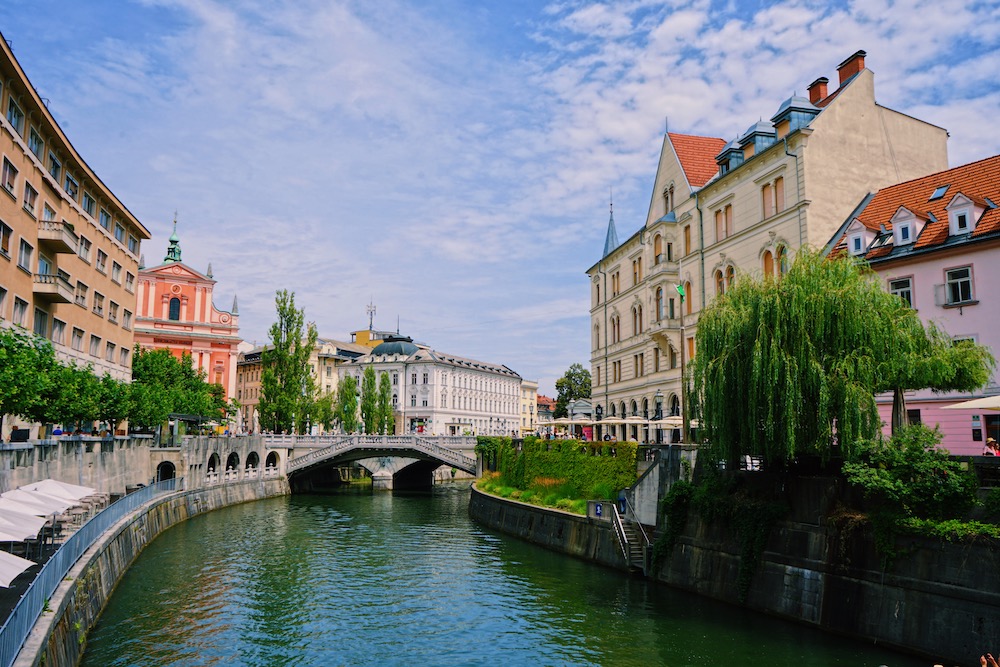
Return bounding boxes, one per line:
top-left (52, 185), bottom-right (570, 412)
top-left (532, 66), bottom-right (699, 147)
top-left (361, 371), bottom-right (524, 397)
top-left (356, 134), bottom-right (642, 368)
top-left (654, 389), bottom-right (663, 444)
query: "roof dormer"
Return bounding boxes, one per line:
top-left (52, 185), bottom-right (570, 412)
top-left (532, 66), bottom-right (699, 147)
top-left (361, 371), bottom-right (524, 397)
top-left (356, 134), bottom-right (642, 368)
top-left (738, 121), bottom-right (776, 161)
top-left (715, 139), bottom-right (744, 175)
top-left (770, 96), bottom-right (820, 139)
top-left (945, 193), bottom-right (982, 236)
top-left (845, 218), bottom-right (873, 256)
top-left (889, 206), bottom-right (924, 247)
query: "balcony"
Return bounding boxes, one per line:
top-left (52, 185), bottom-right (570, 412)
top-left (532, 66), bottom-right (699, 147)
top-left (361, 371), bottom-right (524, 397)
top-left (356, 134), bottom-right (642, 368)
top-left (33, 273), bottom-right (74, 303)
top-left (37, 219), bottom-right (78, 254)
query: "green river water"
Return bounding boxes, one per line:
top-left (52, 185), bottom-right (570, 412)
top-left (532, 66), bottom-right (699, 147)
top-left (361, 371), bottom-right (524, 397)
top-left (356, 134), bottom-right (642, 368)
top-left (80, 485), bottom-right (927, 666)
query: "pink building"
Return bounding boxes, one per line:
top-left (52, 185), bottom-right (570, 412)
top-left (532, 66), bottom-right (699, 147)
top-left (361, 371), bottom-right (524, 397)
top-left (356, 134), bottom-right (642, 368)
top-left (134, 223), bottom-right (241, 400)
top-left (828, 155), bottom-right (1000, 454)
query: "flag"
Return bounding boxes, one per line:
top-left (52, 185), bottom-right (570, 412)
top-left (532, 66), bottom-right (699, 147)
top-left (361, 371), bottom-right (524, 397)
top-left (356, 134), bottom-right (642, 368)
top-left (675, 283), bottom-right (685, 299)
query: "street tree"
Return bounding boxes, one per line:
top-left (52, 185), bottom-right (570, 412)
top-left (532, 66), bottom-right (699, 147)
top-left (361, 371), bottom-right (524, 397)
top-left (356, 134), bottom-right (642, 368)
top-left (554, 363), bottom-right (591, 419)
top-left (692, 249), bottom-right (994, 466)
top-left (0, 327), bottom-right (55, 433)
top-left (42, 363), bottom-right (101, 432)
top-left (335, 375), bottom-right (358, 433)
top-left (259, 290), bottom-right (318, 434)
top-left (377, 371), bottom-right (393, 434)
top-left (360, 366), bottom-right (378, 434)
top-left (313, 388), bottom-right (335, 431)
top-left (96, 373), bottom-right (133, 433)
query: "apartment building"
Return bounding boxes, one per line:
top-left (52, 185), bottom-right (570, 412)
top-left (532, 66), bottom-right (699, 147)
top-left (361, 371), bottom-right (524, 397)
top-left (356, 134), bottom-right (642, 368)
top-left (587, 50), bottom-right (949, 442)
top-left (0, 36), bottom-right (149, 381)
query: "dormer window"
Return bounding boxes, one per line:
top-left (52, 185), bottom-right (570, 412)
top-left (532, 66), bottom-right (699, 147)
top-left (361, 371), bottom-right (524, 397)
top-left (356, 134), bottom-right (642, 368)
top-left (848, 233), bottom-right (865, 256)
top-left (895, 221), bottom-right (914, 246)
top-left (955, 212), bottom-right (968, 231)
top-left (946, 194), bottom-right (979, 236)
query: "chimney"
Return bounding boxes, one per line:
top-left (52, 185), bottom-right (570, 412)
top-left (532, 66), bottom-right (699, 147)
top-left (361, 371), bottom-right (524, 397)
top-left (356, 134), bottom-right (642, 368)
top-left (837, 50), bottom-right (867, 87)
top-left (807, 77), bottom-right (829, 105)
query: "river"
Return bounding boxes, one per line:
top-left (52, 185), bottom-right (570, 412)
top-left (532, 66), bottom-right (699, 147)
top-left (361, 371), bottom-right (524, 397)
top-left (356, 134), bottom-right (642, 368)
top-left (81, 485), bottom-right (925, 666)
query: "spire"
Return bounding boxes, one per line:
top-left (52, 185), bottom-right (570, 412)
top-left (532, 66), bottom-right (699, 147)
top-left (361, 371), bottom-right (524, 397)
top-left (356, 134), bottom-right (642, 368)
top-left (206, 262), bottom-right (213, 278)
top-left (138, 253), bottom-right (145, 270)
top-left (164, 213), bottom-right (182, 263)
top-left (602, 191), bottom-right (620, 258)
top-left (231, 295), bottom-right (239, 315)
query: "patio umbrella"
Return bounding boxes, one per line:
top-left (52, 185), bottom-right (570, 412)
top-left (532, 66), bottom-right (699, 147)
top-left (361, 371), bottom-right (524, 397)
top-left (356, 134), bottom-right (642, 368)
top-left (20, 479), bottom-right (95, 501)
top-left (942, 395), bottom-right (1000, 411)
top-left (653, 416), bottom-right (684, 428)
top-left (0, 550), bottom-right (36, 587)
top-left (0, 509), bottom-right (46, 541)
top-left (1, 489), bottom-right (75, 515)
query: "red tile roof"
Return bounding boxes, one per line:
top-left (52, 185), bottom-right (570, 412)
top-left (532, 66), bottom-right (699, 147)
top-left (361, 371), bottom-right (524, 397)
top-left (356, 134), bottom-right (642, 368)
top-left (668, 132), bottom-right (727, 188)
top-left (832, 154), bottom-right (1000, 259)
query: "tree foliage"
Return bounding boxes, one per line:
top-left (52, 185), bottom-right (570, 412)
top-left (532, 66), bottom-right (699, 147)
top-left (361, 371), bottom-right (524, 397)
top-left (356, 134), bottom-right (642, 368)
top-left (377, 371), bottom-right (394, 435)
top-left (335, 375), bottom-right (358, 433)
top-left (128, 347), bottom-right (225, 429)
top-left (259, 290), bottom-right (318, 434)
top-left (360, 366), bottom-right (378, 434)
top-left (0, 328), bottom-right (55, 431)
top-left (692, 249), bottom-right (993, 465)
top-left (554, 363), bottom-right (591, 419)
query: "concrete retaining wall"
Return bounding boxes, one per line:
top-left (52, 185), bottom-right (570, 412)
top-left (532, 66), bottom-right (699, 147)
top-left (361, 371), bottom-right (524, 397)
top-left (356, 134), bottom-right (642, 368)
top-left (468, 485), bottom-right (625, 570)
top-left (14, 477), bottom-right (290, 667)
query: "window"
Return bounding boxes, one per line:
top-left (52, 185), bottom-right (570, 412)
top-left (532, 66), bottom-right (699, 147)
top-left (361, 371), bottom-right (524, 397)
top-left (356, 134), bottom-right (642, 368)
top-left (168, 297), bottom-right (180, 320)
top-left (632, 305), bottom-right (643, 335)
top-left (611, 271), bottom-right (620, 296)
top-left (670, 346), bottom-right (678, 369)
top-left (37, 254), bottom-right (51, 276)
top-left (946, 267), bottom-right (973, 304)
top-left (93, 292), bottom-right (105, 317)
top-left (593, 324), bottom-right (600, 350)
top-left (89, 335), bottom-right (101, 357)
top-left (2, 158), bottom-right (18, 194)
top-left (595, 366), bottom-right (601, 387)
top-left (774, 177), bottom-right (785, 213)
top-left (848, 233), bottom-right (864, 255)
top-left (23, 182), bottom-right (37, 215)
top-left (0, 221), bottom-right (11, 256)
top-left (410, 395), bottom-right (416, 407)
top-left (726, 265), bottom-right (735, 288)
top-left (111, 262), bottom-right (122, 283)
top-left (612, 360), bottom-right (622, 383)
top-left (77, 236), bottom-right (92, 262)
top-left (125, 272), bottom-right (135, 292)
top-left (75, 281), bottom-right (88, 307)
top-left (634, 353), bottom-right (645, 377)
top-left (13, 298), bottom-right (28, 326)
top-left (99, 209), bottom-right (112, 230)
top-left (653, 235), bottom-right (663, 264)
top-left (684, 281), bottom-right (692, 315)
top-left (119, 347), bottom-right (130, 367)
top-left (128, 235), bottom-right (138, 254)
top-left (392, 373), bottom-right (398, 385)
top-left (632, 257), bottom-right (642, 284)
top-left (6, 99), bottom-right (24, 134)
top-left (82, 192), bottom-right (96, 216)
top-left (48, 153), bottom-right (61, 181)
top-left (105, 342), bottom-right (116, 362)
top-left (762, 182), bottom-right (773, 219)
top-left (122, 310), bottom-right (132, 330)
top-left (422, 398), bottom-right (428, 407)
top-left (655, 287), bottom-right (664, 321)
top-left (423, 372), bottom-right (428, 384)
top-left (51, 319), bottom-right (65, 345)
top-left (777, 246), bottom-right (789, 275)
top-left (929, 185), bottom-right (949, 201)
top-left (64, 174), bottom-right (78, 200)
top-left (687, 336), bottom-right (696, 360)
top-left (763, 250), bottom-right (774, 277)
top-left (108, 301), bottom-right (119, 323)
top-left (725, 204), bottom-right (733, 237)
top-left (42, 204), bottom-right (55, 221)
top-left (683, 225), bottom-right (691, 255)
top-left (71, 328), bottom-right (84, 351)
top-left (28, 128), bottom-right (43, 158)
top-left (896, 222), bottom-right (913, 245)
top-left (653, 349), bottom-right (660, 372)
top-left (96, 249), bottom-right (108, 273)
top-left (890, 278), bottom-right (913, 307)
top-left (17, 239), bottom-right (32, 271)
top-left (715, 269), bottom-right (725, 296)
top-left (114, 223), bottom-right (125, 243)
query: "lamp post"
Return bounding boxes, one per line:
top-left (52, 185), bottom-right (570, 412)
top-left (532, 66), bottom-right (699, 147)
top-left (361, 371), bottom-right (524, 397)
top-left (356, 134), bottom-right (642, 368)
top-left (676, 282), bottom-right (687, 443)
top-left (654, 389), bottom-right (663, 444)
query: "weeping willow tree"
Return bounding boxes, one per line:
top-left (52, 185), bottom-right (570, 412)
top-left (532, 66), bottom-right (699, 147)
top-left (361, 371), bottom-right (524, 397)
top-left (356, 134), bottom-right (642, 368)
top-left (692, 249), bottom-right (993, 465)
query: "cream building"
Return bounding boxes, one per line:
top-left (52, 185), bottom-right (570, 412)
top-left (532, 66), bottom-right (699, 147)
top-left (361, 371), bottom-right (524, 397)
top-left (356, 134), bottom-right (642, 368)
top-left (519, 379), bottom-right (539, 436)
top-left (340, 334), bottom-right (521, 436)
top-left (587, 50), bottom-right (949, 443)
top-left (1, 36), bottom-right (149, 383)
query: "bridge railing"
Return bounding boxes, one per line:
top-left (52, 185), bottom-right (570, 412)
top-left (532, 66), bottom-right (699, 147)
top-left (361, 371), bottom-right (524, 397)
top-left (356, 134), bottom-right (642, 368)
top-left (285, 436), bottom-right (477, 474)
top-left (0, 479), bottom-right (180, 667)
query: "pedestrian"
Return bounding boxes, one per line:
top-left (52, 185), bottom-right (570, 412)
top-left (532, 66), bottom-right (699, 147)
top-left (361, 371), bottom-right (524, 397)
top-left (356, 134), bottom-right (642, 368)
top-left (984, 437), bottom-right (998, 456)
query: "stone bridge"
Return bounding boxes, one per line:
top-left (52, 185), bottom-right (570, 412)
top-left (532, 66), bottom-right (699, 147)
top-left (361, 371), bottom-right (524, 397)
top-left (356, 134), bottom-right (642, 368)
top-left (268, 435), bottom-right (478, 490)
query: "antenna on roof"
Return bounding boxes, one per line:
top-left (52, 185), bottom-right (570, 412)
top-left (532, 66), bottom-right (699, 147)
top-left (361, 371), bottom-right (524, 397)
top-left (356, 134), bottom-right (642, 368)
top-left (367, 299), bottom-right (376, 331)
top-left (396, 315), bottom-right (400, 335)
top-left (665, 116), bottom-right (668, 134)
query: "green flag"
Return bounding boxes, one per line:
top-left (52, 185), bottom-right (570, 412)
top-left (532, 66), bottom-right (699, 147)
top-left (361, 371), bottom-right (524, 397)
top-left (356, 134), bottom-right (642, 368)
top-left (675, 283), bottom-right (685, 299)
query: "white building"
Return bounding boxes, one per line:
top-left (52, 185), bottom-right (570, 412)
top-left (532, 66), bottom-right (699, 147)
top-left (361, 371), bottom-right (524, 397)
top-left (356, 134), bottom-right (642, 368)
top-left (340, 335), bottom-right (522, 436)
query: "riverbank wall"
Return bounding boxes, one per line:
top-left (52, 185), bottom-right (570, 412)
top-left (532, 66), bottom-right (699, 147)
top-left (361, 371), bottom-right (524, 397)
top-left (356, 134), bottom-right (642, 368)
top-left (470, 477), bottom-right (1000, 666)
top-left (14, 477), bottom-right (290, 667)
top-left (468, 485), bottom-right (625, 570)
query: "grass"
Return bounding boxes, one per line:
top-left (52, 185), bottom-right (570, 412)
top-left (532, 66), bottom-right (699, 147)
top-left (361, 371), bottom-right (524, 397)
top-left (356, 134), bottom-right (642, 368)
top-left (477, 472), bottom-right (596, 515)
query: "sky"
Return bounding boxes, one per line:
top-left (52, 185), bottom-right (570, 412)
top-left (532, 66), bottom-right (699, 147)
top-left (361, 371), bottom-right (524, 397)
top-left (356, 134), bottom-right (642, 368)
top-left (3, 0), bottom-right (999, 395)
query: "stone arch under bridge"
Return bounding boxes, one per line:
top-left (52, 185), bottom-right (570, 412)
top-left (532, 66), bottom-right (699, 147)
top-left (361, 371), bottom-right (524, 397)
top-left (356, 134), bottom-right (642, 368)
top-left (280, 435), bottom-right (478, 492)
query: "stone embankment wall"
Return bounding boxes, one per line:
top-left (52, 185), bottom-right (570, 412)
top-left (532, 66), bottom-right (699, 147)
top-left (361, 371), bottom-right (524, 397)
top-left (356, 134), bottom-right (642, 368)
top-left (16, 478), bottom-right (290, 667)
top-left (471, 477), bottom-right (1000, 666)
top-left (468, 485), bottom-right (625, 570)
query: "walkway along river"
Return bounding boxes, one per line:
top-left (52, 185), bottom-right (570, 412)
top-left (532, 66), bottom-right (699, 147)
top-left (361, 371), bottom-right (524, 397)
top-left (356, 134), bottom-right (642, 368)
top-left (79, 485), bottom-right (923, 666)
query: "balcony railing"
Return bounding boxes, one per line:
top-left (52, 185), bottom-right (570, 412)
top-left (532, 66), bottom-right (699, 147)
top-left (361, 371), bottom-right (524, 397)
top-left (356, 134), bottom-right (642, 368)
top-left (36, 219), bottom-right (78, 254)
top-left (32, 273), bottom-right (74, 303)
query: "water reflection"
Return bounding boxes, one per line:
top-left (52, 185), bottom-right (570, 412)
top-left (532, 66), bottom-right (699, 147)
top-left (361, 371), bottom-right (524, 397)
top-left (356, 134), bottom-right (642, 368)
top-left (82, 486), bottom-right (924, 667)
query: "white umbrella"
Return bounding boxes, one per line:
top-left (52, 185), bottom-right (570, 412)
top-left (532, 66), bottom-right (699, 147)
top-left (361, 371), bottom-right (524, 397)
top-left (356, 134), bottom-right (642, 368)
top-left (0, 509), bottom-right (46, 540)
top-left (1, 489), bottom-right (75, 515)
top-left (624, 416), bottom-right (649, 424)
top-left (942, 395), bottom-right (1000, 411)
top-left (20, 479), bottom-right (95, 501)
top-left (0, 550), bottom-right (36, 587)
top-left (653, 416), bottom-right (684, 428)
top-left (0, 497), bottom-right (53, 517)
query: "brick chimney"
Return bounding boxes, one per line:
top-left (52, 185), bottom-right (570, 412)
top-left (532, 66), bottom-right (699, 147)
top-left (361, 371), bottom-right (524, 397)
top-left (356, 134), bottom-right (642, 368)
top-left (837, 50), bottom-right (867, 87)
top-left (807, 77), bottom-right (829, 105)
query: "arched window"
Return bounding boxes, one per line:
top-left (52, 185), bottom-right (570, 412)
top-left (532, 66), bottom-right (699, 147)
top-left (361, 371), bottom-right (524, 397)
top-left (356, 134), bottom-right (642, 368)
top-left (593, 324), bottom-right (600, 350)
top-left (777, 245), bottom-right (789, 275)
top-left (654, 234), bottom-right (663, 263)
top-left (726, 265), bottom-right (735, 288)
top-left (630, 400), bottom-right (638, 416)
top-left (715, 270), bottom-right (725, 296)
top-left (168, 297), bottom-right (180, 321)
top-left (763, 250), bottom-right (774, 277)
top-left (632, 305), bottom-right (643, 335)
top-left (655, 288), bottom-right (664, 321)
top-left (610, 403), bottom-right (617, 417)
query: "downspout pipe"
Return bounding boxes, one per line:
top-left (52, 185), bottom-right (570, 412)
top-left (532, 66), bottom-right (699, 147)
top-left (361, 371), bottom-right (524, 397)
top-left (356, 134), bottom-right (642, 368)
top-left (784, 136), bottom-right (805, 248)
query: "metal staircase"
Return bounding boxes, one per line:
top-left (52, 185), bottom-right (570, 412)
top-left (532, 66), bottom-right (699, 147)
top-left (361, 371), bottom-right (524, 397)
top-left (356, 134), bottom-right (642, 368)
top-left (612, 501), bottom-right (650, 574)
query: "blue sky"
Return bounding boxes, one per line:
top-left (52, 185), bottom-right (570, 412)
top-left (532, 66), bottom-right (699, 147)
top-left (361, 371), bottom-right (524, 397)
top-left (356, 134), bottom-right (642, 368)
top-left (4, 0), bottom-right (999, 395)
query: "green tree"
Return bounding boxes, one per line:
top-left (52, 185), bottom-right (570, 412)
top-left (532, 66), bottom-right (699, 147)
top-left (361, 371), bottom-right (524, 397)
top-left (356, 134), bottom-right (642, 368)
top-left (96, 373), bottom-right (133, 433)
top-left (129, 347), bottom-right (222, 429)
top-left (377, 371), bottom-right (394, 434)
top-left (335, 375), bottom-right (358, 433)
top-left (554, 363), bottom-right (591, 419)
top-left (360, 366), bottom-right (378, 434)
top-left (313, 388), bottom-right (335, 431)
top-left (43, 363), bottom-right (101, 432)
top-left (259, 290), bottom-right (318, 434)
top-left (692, 250), bottom-right (994, 465)
top-left (0, 327), bottom-right (55, 432)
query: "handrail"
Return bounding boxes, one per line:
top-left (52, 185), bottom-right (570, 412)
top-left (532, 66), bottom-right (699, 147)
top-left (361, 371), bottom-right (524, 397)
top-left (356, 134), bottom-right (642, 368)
top-left (610, 503), bottom-right (631, 564)
top-left (285, 436), bottom-right (476, 474)
top-left (622, 494), bottom-right (651, 548)
top-left (0, 479), bottom-right (181, 667)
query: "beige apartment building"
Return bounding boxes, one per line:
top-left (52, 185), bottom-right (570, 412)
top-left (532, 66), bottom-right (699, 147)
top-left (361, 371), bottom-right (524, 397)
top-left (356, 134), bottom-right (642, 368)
top-left (587, 50), bottom-right (948, 443)
top-left (1, 36), bottom-right (149, 382)
top-left (519, 379), bottom-right (539, 436)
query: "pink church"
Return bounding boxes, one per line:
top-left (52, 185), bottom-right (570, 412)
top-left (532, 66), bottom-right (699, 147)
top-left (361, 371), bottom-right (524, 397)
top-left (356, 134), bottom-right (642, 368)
top-left (134, 223), bottom-right (241, 400)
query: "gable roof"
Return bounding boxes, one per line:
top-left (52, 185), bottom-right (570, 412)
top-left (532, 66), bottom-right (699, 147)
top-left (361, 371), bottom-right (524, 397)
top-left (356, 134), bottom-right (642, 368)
top-left (829, 154), bottom-right (1000, 260)
top-left (668, 132), bottom-right (727, 188)
top-left (140, 261), bottom-right (213, 282)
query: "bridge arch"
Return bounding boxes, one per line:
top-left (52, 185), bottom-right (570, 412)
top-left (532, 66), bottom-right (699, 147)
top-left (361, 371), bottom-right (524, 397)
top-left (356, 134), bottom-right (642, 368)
top-left (226, 452), bottom-right (240, 472)
top-left (156, 461), bottom-right (176, 482)
top-left (207, 452), bottom-right (220, 472)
